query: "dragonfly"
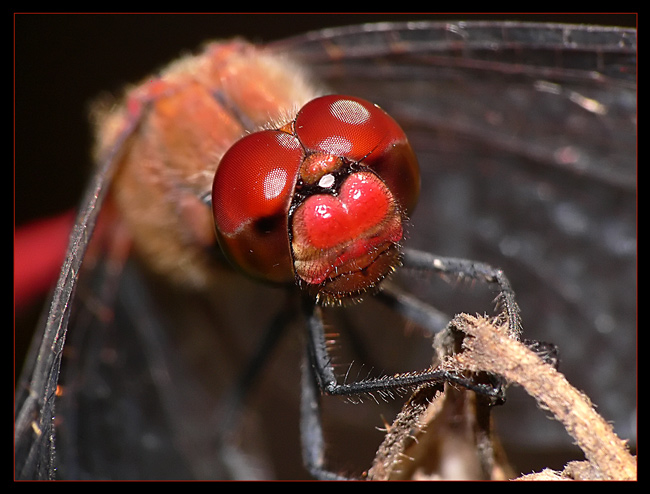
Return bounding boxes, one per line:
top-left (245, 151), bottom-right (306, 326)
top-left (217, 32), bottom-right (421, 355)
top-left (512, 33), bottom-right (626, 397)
top-left (15, 19), bottom-right (637, 480)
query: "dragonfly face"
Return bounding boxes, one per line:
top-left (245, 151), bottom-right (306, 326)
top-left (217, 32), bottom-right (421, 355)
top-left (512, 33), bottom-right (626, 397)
top-left (212, 94), bottom-right (420, 303)
top-left (15, 17), bottom-right (637, 480)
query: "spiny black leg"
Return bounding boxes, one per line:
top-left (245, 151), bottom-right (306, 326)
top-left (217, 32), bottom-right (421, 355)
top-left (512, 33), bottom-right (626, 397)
top-left (401, 249), bottom-right (522, 339)
top-left (299, 249), bottom-right (524, 478)
top-left (299, 351), bottom-right (348, 480)
top-left (303, 297), bottom-right (338, 394)
top-left (302, 298), bottom-right (503, 401)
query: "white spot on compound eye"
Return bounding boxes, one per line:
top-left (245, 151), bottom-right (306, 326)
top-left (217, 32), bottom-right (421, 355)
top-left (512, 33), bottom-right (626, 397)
top-left (264, 168), bottom-right (288, 200)
top-left (319, 135), bottom-right (352, 155)
top-left (275, 131), bottom-right (301, 150)
top-left (330, 99), bottom-right (371, 125)
top-left (318, 173), bottom-right (335, 189)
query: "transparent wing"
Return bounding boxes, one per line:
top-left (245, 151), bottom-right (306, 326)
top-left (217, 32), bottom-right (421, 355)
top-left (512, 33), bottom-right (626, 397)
top-left (14, 111), bottom-right (139, 479)
top-left (271, 20), bottom-right (636, 448)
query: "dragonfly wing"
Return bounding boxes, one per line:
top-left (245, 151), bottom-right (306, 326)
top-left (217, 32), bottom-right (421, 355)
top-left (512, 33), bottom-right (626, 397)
top-left (273, 21), bottom-right (637, 448)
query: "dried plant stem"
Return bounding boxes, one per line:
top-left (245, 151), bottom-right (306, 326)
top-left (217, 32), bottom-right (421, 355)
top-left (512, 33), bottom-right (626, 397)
top-left (450, 314), bottom-right (636, 481)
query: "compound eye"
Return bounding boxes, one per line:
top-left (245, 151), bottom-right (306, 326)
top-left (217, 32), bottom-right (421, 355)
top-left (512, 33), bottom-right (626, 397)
top-left (294, 95), bottom-right (420, 213)
top-left (295, 95), bottom-right (385, 160)
top-left (212, 129), bottom-right (304, 283)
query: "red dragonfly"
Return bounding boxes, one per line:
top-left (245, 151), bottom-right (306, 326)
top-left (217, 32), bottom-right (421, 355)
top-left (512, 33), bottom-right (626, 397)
top-left (15, 17), bottom-right (637, 480)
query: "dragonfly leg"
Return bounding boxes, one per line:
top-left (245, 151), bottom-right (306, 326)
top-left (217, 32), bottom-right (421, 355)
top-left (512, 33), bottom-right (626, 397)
top-left (299, 351), bottom-right (350, 480)
top-left (401, 248), bottom-right (522, 340)
top-left (299, 297), bottom-right (505, 479)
